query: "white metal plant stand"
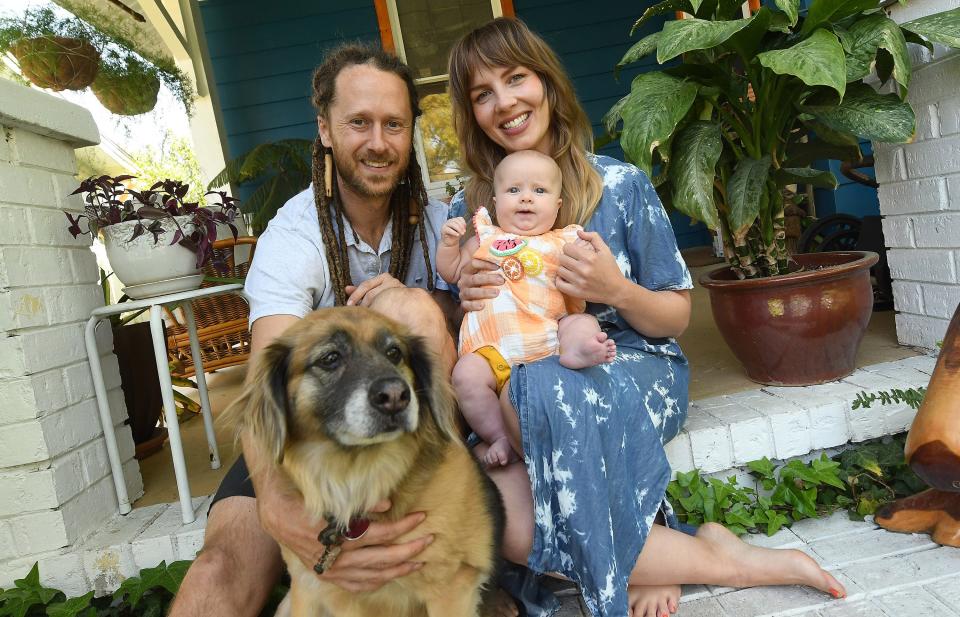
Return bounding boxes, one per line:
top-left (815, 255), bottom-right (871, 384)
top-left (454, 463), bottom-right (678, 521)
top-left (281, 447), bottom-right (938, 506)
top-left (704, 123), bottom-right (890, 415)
top-left (85, 284), bottom-right (244, 524)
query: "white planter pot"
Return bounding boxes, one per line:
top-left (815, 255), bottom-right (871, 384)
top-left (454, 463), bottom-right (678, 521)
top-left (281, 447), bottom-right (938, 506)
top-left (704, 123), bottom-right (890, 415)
top-left (102, 216), bottom-right (202, 292)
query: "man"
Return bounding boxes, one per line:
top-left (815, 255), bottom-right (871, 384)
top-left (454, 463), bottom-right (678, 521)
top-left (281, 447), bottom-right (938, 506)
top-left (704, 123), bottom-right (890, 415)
top-left (169, 44), bottom-right (457, 616)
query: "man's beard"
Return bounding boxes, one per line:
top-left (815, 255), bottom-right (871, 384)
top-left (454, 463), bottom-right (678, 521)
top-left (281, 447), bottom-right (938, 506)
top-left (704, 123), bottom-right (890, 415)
top-left (331, 147), bottom-right (409, 199)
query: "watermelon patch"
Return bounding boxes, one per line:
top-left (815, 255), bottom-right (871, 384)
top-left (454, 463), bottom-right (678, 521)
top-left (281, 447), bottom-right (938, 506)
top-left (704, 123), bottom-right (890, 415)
top-left (489, 237), bottom-right (527, 257)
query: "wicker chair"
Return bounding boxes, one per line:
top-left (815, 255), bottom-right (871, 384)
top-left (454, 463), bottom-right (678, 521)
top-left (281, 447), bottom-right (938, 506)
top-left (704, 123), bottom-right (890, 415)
top-left (165, 237), bottom-right (257, 379)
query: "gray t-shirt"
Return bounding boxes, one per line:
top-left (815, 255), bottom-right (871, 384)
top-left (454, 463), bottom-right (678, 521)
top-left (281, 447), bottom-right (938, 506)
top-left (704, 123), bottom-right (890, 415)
top-left (245, 185), bottom-right (449, 326)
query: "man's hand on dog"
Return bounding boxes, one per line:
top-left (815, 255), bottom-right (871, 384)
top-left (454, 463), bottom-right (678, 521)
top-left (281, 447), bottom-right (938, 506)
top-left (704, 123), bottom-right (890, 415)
top-left (259, 487), bottom-right (432, 592)
top-left (345, 273), bottom-right (405, 307)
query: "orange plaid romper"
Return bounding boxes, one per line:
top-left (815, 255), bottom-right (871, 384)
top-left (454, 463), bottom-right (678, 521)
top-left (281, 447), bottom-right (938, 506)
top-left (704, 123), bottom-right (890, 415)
top-left (458, 207), bottom-right (585, 371)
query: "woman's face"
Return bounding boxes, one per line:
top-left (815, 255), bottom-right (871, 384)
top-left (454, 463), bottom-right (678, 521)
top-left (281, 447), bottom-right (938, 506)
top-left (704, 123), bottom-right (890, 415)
top-left (469, 64), bottom-right (551, 155)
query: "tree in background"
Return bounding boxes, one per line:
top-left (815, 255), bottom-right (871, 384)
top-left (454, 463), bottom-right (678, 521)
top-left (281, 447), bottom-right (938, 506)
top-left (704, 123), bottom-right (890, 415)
top-left (130, 130), bottom-right (205, 202)
top-left (419, 92), bottom-right (460, 181)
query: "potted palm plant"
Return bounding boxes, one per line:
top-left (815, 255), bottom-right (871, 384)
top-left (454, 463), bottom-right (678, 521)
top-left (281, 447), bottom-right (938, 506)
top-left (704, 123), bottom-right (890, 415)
top-left (605, 0), bottom-right (960, 385)
top-left (65, 175), bottom-right (240, 298)
top-left (207, 139), bottom-right (312, 234)
top-left (0, 6), bottom-right (101, 91)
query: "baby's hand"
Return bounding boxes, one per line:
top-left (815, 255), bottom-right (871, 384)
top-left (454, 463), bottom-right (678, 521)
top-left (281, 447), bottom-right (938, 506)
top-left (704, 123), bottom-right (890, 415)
top-left (574, 236), bottom-right (598, 252)
top-left (441, 217), bottom-right (467, 247)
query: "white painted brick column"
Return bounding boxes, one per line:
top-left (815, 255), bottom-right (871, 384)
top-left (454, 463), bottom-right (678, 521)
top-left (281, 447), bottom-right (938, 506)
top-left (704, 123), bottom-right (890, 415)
top-left (0, 80), bottom-right (143, 589)
top-left (875, 0), bottom-right (960, 349)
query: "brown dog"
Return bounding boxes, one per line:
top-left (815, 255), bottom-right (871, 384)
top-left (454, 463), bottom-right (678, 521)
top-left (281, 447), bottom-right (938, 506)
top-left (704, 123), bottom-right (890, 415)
top-left (224, 307), bottom-right (504, 617)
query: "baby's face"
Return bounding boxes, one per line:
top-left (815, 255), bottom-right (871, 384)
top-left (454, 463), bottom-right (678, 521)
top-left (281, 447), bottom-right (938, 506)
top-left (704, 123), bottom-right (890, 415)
top-left (492, 155), bottom-right (562, 236)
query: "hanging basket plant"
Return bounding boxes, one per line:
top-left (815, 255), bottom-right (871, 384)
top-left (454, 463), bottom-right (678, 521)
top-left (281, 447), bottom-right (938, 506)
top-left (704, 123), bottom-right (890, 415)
top-left (91, 54), bottom-right (161, 116)
top-left (0, 7), bottom-right (103, 91)
top-left (10, 35), bottom-right (99, 90)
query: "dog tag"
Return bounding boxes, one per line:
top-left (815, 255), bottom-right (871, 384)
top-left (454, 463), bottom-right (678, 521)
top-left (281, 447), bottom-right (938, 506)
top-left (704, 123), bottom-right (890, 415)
top-left (344, 518), bottom-right (370, 540)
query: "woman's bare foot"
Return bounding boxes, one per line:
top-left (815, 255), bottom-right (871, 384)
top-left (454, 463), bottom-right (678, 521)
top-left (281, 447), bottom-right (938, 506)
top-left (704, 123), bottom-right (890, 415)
top-left (490, 587), bottom-right (519, 617)
top-left (628, 584), bottom-right (680, 617)
top-left (696, 523), bottom-right (846, 598)
top-left (483, 436), bottom-right (519, 468)
top-left (559, 332), bottom-right (617, 369)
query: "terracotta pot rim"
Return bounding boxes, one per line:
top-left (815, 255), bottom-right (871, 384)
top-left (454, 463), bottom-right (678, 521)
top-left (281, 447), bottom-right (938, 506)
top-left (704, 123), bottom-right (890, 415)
top-left (699, 251), bottom-right (879, 290)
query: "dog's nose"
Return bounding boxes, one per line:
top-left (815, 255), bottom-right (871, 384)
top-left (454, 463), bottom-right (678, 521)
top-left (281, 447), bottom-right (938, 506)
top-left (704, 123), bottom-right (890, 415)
top-left (369, 377), bottom-right (410, 415)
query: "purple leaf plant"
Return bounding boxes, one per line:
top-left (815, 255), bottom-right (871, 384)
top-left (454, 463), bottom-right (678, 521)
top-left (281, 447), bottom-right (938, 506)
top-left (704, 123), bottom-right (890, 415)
top-left (65, 175), bottom-right (240, 271)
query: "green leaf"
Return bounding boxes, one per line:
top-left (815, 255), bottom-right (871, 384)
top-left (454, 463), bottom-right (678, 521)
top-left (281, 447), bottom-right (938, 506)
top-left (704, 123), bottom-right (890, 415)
top-left (602, 94), bottom-right (630, 136)
top-left (902, 28), bottom-right (935, 54)
top-left (115, 560), bottom-right (191, 608)
top-left (801, 0), bottom-right (878, 36)
top-left (46, 592), bottom-right (94, 617)
top-left (784, 139), bottom-right (862, 167)
top-left (747, 457), bottom-right (776, 479)
top-left (802, 119), bottom-right (862, 147)
top-left (631, 0), bottom-right (693, 36)
top-left (774, 0), bottom-right (799, 27)
top-left (619, 72), bottom-right (698, 175)
top-left (615, 32), bottom-right (662, 78)
top-left (765, 510), bottom-right (790, 536)
top-left (842, 14), bottom-right (910, 91)
top-left (726, 155), bottom-right (771, 241)
top-left (757, 29), bottom-right (846, 99)
top-left (773, 167), bottom-right (838, 189)
top-left (670, 121), bottom-right (722, 230)
top-left (902, 8), bottom-right (960, 50)
top-left (657, 16), bottom-right (755, 63)
top-left (805, 83), bottom-right (916, 143)
top-left (727, 8), bottom-right (772, 59)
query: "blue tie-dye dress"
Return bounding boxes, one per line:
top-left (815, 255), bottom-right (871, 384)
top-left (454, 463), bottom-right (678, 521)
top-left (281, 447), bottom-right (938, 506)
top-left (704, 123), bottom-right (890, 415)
top-left (449, 154), bottom-right (693, 617)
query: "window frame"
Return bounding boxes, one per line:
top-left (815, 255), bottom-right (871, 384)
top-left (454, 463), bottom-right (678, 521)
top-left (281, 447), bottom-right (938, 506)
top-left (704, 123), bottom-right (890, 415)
top-left (374, 0), bottom-right (515, 196)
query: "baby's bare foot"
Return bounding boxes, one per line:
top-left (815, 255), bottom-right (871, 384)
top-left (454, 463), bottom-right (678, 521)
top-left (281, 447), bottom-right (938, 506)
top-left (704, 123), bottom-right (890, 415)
top-left (628, 584), bottom-right (679, 617)
top-left (559, 332), bottom-right (616, 369)
top-left (483, 437), bottom-right (519, 468)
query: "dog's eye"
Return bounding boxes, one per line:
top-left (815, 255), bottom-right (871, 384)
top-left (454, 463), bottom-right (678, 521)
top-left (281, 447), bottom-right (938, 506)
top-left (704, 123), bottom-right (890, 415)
top-left (385, 346), bottom-right (402, 364)
top-left (317, 351), bottom-right (341, 370)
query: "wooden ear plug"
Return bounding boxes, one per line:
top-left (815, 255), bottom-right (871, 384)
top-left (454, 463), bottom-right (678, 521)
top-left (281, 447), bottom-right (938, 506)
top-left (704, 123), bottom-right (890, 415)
top-left (324, 152), bottom-right (333, 198)
top-left (875, 303), bottom-right (960, 547)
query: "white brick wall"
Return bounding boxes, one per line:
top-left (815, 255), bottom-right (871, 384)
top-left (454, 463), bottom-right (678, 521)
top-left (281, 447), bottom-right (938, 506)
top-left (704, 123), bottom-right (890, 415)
top-left (0, 80), bottom-right (142, 573)
top-left (874, 3), bottom-right (960, 348)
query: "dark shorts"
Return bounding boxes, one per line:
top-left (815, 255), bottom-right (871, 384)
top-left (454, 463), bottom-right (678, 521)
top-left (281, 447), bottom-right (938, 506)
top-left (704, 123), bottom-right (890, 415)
top-left (209, 455), bottom-right (255, 513)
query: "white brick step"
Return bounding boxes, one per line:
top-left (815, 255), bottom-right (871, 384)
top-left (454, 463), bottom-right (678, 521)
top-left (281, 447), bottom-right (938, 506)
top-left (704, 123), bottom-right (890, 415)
top-left (667, 355), bottom-right (937, 478)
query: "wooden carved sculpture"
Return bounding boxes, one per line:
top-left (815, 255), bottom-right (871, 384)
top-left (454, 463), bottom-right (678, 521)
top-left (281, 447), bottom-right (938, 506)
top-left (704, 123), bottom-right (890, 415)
top-left (875, 303), bottom-right (960, 547)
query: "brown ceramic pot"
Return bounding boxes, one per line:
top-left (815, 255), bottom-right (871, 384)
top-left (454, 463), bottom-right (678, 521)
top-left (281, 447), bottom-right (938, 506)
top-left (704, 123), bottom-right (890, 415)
top-left (699, 251), bottom-right (879, 386)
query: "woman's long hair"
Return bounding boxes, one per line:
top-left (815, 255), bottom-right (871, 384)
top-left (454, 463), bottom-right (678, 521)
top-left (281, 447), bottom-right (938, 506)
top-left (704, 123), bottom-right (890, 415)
top-left (447, 18), bottom-right (603, 227)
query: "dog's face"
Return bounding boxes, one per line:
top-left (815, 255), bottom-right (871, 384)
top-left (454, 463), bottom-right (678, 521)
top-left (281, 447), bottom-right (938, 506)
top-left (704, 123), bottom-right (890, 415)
top-left (233, 307), bottom-right (456, 463)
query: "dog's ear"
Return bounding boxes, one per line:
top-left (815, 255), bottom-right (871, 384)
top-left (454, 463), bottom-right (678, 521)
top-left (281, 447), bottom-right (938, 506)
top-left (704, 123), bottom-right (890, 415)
top-left (407, 335), bottom-right (459, 442)
top-left (240, 340), bottom-right (292, 464)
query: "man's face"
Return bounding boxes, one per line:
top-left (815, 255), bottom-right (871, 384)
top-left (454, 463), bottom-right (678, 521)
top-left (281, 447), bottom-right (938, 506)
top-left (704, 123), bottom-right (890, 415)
top-left (319, 64), bottom-right (414, 199)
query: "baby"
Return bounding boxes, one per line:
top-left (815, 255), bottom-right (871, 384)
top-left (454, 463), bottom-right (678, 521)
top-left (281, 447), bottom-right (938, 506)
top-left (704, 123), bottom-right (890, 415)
top-left (438, 150), bottom-right (616, 467)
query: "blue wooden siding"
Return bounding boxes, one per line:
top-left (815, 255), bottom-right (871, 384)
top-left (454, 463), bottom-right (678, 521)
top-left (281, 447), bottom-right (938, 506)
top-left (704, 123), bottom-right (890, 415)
top-left (199, 0), bottom-right (381, 159)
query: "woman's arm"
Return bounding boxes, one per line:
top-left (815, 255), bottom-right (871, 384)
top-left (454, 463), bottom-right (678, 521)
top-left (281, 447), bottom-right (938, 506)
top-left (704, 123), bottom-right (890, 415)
top-left (557, 230), bottom-right (691, 339)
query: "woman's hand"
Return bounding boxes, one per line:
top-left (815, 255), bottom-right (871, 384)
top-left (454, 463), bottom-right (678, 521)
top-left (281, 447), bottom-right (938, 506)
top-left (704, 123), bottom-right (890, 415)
top-left (258, 481), bottom-right (431, 593)
top-left (557, 230), bottom-right (626, 304)
top-left (457, 258), bottom-right (503, 312)
top-left (345, 273), bottom-right (404, 307)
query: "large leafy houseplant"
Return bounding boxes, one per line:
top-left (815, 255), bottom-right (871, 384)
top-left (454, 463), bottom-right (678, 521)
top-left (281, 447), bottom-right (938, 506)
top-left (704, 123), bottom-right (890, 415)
top-left (605, 0), bottom-right (960, 279)
top-left (207, 139), bottom-right (312, 234)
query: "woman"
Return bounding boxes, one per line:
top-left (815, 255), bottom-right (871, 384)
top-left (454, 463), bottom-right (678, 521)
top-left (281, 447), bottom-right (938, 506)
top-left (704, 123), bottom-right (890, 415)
top-left (447, 18), bottom-right (845, 617)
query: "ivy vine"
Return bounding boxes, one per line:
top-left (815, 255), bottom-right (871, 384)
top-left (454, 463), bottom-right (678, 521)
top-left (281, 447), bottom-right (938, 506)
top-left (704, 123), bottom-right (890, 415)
top-left (668, 433), bottom-right (928, 536)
